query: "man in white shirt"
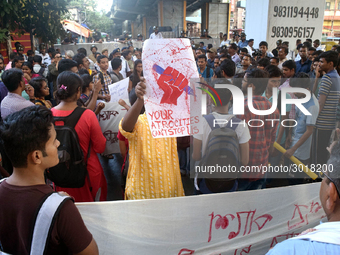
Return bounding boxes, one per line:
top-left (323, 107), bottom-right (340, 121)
top-left (277, 46), bottom-right (289, 69)
top-left (313, 39), bottom-right (323, 51)
top-left (220, 34), bottom-right (229, 47)
top-left (37, 43), bottom-right (50, 67)
top-left (150, 26), bottom-right (163, 39)
top-left (228, 43), bottom-right (241, 65)
top-left (120, 55), bottom-right (131, 79)
top-left (245, 39), bottom-right (255, 56)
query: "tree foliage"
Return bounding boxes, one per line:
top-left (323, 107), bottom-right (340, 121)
top-left (0, 0), bottom-right (69, 43)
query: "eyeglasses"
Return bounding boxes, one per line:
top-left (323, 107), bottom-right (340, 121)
top-left (319, 170), bottom-right (340, 198)
top-left (55, 56), bottom-right (61, 58)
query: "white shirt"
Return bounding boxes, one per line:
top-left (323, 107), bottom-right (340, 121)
top-left (119, 57), bottom-right (131, 79)
top-left (150, 32), bottom-right (163, 39)
top-left (220, 40), bottom-right (229, 47)
top-left (278, 57), bottom-right (288, 69)
top-left (245, 45), bottom-right (254, 55)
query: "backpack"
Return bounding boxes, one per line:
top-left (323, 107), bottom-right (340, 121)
top-left (32, 67), bottom-right (45, 77)
top-left (199, 114), bottom-right (241, 193)
top-left (45, 107), bottom-right (91, 188)
top-left (0, 179), bottom-right (72, 255)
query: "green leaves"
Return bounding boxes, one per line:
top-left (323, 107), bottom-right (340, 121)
top-left (0, 0), bottom-right (69, 43)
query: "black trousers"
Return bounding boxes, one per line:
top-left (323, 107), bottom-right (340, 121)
top-left (311, 128), bottom-right (332, 165)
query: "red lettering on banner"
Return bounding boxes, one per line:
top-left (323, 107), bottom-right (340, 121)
top-left (270, 232), bottom-right (298, 248)
top-left (287, 201), bottom-right (323, 230)
top-left (208, 210), bottom-right (273, 242)
top-left (178, 248), bottom-right (195, 255)
top-left (234, 245), bottom-right (252, 255)
top-left (98, 110), bottom-right (119, 121)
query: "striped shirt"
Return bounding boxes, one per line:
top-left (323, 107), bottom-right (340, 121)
top-left (316, 70), bottom-right (340, 130)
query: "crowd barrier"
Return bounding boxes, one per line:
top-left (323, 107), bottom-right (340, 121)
top-left (76, 182), bottom-right (324, 255)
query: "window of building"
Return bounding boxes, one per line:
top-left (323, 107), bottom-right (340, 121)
top-left (326, 2), bottom-right (331, 10)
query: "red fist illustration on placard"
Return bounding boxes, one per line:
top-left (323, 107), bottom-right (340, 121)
top-left (153, 64), bottom-right (189, 105)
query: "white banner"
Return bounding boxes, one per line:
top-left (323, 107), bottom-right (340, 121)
top-left (98, 102), bottom-right (129, 155)
top-left (267, 0), bottom-right (325, 51)
top-left (142, 38), bottom-right (201, 138)
top-left (108, 78), bottom-right (129, 103)
top-left (76, 183), bottom-right (325, 255)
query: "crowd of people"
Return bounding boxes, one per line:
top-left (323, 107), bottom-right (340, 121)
top-left (0, 31), bottom-right (340, 254)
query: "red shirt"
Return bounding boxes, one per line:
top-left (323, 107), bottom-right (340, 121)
top-left (237, 96), bottom-right (279, 180)
top-left (51, 108), bottom-right (107, 202)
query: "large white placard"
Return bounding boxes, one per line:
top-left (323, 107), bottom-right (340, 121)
top-left (77, 183), bottom-right (325, 255)
top-left (267, 0), bottom-right (325, 51)
top-left (98, 102), bottom-right (129, 155)
top-left (108, 78), bottom-right (129, 103)
top-left (142, 39), bottom-right (201, 138)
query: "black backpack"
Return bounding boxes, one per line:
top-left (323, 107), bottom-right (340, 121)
top-left (45, 107), bottom-right (90, 188)
top-left (199, 114), bottom-right (241, 193)
top-left (32, 67), bottom-right (45, 77)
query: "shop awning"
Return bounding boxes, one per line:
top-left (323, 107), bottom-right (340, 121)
top-left (62, 20), bottom-right (91, 38)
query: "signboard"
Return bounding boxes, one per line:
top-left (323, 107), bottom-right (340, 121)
top-left (267, 0), bottom-right (325, 51)
top-left (142, 38), bottom-right (201, 138)
top-left (108, 78), bottom-right (129, 103)
top-left (98, 102), bottom-right (129, 155)
top-left (77, 182), bottom-right (325, 255)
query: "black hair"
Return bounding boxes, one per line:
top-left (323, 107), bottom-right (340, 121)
top-left (296, 39), bottom-right (301, 44)
top-left (33, 55), bottom-right (42, 64)
top-left (282, 60), bottom-right (296, 71)
top-left (58, 59), bottom-right (78, 73)
top-left (131, 60), bottom-right (143, 89)
top-left (259, 41), bottom-right (268, 48)
top-left (240, 48), bottom-right (248, 53)
top-left (265, 65), bottom-right (282, 78)
top-left (47, 48), bottom-right (55, 54)
top-left (77, 48), bottom-right (87, 56)
top-left (0, 56), bottom-right (4, 63)
top-left (229, 43), bottom-right (237, 51)
top-left (56, 71), bottom-right (82, 101)
top-left (111, 58), bottom-right (122, 70)
top-left (220, 59), bottom-right (236, 77)
top-left (197, 54), bottom-right (207, 61)
top-left (122, 50), bottom-right (131, 58)
top-left (29, 76), bottom-right (48, 98)
top-left (78, 69), bottom-right (89, 75)
top-left (308, 47), bottom-right (316, 52)
top-left (129, 88), bottom-right (145, 114)
top-left (80, 74), bottom-right (92, 93)
top-left (213, 67), bottom-right (222, 78)
top-left (27, 50), bottom-right (34, 57)
top-left (233, 72), bottom-right (245, 90)
top-left (90, 45), bottom-right (97, 51)
top-left (1, 69), bottom-right (23, 92)
top-left (257, 57), bottom-right (270, 68)
top-left (197, 48), bottom-right (206, 54)
top-left (14, 42), bottom-right (20, 48)
top-left (0, 105), bottom-right (54, 168)
top-left (278, 46), bottom-right (288, 55)
top-left (97, 55), bottom-right (108, 64)
top-left (212, 78), bottom-right (232, 106)
top-left (313, 56), bottom-right (320, 62)
top-left (94, 52), bottom-right (101, 59)
top-left (319, 50), bottom-right (339, 67)
top-left (270, 57), bottom-right (279, 64)
top-left (299, 45), bottom-right (308, 51)
top-left (219, 53), bottom-right (230, 60)
top-left (72, 53), bottom-right (86, 68)
top-left (50, 52), bottom-right (56, 59)
top-left (245, 68), bottom-right (269, 95)
top-left (290, 72), bottom-right (310, 89)
top-left (199, 42), bottom-right (204, 45)
top-left (303, 41), bottom-right (312, 49)
top-left (9, 52), bottom-right (17, 61)
top-left (314, 50), bottom-right (324, 56)
top-left (11, 56), bottom-right (24, 68)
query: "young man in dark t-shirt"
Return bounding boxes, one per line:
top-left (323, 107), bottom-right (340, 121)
top-left (0, 106), bottom-right (98, 255)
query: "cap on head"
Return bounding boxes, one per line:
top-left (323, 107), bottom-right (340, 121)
top-left (137, 34), bottom-right (142, 37)
top-left (208, 48), bottom-right (217, 54)
top-left (112, 48), bottom-right (120, 54)
top-left (153, 26), bottom-right (158, 31)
